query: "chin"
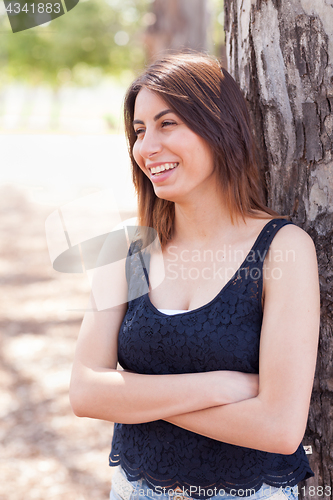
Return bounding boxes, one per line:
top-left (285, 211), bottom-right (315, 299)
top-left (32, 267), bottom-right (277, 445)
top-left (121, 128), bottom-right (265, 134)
top-left (153, 187), bottom-right (178, 203)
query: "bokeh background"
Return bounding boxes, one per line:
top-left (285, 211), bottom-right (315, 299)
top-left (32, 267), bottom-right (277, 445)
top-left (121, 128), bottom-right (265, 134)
top-left (0, 2), bottom-right (224, 499)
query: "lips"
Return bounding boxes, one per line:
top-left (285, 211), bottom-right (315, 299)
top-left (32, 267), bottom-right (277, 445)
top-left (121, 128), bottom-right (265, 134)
top-left (147, 162), bottom-right (179, 183)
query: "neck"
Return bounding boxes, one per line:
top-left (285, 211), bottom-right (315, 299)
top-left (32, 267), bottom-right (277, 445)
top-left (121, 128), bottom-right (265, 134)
top-left (172, 198), bottom-right (242, 248)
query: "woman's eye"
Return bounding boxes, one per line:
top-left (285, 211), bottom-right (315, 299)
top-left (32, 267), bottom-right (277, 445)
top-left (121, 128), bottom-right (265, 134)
top-left (134, 120), bottom-right (176, 136)
top-left (134, 128), bottom-right (145, 136)
top-left (161, 120), bottom-right (176, 128)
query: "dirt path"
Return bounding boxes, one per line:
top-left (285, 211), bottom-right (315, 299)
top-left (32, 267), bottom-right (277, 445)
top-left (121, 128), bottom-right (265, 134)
top-left (0, 185), bottom-right (133, 500)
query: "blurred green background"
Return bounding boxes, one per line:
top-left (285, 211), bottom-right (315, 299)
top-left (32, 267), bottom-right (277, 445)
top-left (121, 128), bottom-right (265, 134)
top-left (0, 0), bottom-right (225, 133)
top-left (0, 0), bottom-right (153, 87)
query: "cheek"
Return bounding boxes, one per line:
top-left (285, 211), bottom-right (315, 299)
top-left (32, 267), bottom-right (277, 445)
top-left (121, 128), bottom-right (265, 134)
top-left (132, 141), bottom-right (140, 164)
top-left (132, 142), bottom-right (149, 177)
top-left (132, 142), bottom-right (144, 168)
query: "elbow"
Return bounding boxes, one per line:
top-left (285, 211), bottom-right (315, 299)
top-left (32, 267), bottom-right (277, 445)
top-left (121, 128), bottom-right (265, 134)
top-left (69, 362), bottom-right (100, 418)
top-left (69, 387), bottom-right (84, 418)
top-left (268, 421), bottom-right (306, 455)
top-left (69, 375), bottom-right (90, 418)
top-left (258, 397), bottom-right (308, 455)
top-left (69, 368), bottom-right (120, 421)
top-left (274, 435), bottom-right (301, 455)
top-left (69, 393), bottom-right (86, 418)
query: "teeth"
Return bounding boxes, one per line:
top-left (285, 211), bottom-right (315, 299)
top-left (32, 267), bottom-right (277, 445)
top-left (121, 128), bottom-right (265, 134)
top-left (150, 163), bottom-right (178, 174)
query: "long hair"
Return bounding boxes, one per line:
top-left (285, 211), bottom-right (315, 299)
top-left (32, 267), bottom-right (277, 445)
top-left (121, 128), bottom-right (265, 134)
top-left (124, 51), bottom-right (286, 248)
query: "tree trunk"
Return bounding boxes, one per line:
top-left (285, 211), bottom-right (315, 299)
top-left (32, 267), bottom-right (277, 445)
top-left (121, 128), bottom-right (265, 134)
top-left (144, 0), bottom-right (210, 62)
top-left (224, 1), bottom-right (333, 499)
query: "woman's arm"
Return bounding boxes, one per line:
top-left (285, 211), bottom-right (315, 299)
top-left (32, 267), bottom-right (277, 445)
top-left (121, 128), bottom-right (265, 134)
top-left (164, 225), bottom-right (320, 455)
top-left (69, 255), bottom-right (259, 424)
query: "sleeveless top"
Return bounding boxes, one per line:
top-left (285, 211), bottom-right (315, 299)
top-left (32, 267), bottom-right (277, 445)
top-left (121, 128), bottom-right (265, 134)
top-left (109, 218), bottom-right (314, 497)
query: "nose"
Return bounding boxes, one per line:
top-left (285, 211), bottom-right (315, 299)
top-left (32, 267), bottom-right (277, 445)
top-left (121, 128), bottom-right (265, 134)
top-left (137, 128), bottom-right (162, 159)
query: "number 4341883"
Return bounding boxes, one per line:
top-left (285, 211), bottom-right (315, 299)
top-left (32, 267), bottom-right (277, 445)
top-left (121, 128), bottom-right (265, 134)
top-left (5, 3), bottom-right (61, 14)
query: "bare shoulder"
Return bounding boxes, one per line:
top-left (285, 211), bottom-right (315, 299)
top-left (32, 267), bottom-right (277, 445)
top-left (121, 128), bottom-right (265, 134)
top-left (266, 222), bottom-right (317, 265)
top-left (262, 222), bottom-right (320, 307)
top-left (271, 222), bottom-right (315, 247)
top-left (261, 222), bottom-right (319, 311)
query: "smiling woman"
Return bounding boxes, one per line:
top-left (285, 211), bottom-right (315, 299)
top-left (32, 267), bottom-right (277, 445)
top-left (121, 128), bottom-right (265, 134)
top-left (69, 52), bottom-right (320, 500)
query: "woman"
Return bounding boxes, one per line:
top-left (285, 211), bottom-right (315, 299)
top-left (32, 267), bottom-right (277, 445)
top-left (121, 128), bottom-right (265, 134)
top-left (69, 52), bottom-right (320, 500)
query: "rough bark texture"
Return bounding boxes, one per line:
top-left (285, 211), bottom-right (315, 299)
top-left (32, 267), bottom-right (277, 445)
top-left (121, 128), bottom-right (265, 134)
top-left (144, 0), bottom-right (210, 62)
top-left (224, 1), bottom-right (333, 499)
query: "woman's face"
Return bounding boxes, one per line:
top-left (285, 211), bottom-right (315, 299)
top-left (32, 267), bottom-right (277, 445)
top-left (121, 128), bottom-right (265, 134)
top-left (132, 88), bottom-right (217, 204)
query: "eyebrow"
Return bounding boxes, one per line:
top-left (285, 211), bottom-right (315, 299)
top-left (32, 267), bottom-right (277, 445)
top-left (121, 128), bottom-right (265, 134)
top-left (132, 109), bottom-right (174, 126)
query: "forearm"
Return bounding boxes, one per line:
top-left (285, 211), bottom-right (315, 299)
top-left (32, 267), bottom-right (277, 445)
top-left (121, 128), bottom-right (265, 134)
top-left (69, 362), bottom-right (258, 424)
top-left (165, 395), bottom-right (304, 455)
top-left (71, 362), bottom-right (219, 423)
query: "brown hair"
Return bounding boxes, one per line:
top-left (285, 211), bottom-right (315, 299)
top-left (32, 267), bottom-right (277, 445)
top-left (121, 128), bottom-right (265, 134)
top-left (124, 51), bottom-right (286, 248)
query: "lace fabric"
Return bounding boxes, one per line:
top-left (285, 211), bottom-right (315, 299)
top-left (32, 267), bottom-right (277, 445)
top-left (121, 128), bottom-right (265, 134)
top-left (109, 219), bottom-right (314, 497)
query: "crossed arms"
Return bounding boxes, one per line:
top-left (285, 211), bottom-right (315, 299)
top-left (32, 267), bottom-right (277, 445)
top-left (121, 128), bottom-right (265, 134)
top-left (69, 224), bottom-right (320, 455)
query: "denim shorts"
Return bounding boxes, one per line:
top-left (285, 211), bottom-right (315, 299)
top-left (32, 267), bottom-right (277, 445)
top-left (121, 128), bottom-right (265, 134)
top-left (109, 466), bottom-right (298, 500)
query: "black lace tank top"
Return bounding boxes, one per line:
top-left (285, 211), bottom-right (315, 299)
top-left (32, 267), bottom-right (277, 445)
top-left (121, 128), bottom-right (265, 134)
top-left (109, 218), bottom-right (314, 497)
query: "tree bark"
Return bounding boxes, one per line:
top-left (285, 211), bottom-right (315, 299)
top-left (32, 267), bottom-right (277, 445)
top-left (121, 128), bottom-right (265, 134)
top-left (224, 1), bottom-right (333, 499)
top-left (144, 0), bottom-right (210, 62)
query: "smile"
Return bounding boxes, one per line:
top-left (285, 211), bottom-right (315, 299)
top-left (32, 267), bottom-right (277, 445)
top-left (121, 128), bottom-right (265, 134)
top-left (150, 163), bottom-right (178, 175)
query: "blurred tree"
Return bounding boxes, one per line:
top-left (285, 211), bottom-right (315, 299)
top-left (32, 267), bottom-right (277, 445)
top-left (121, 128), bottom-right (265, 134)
top-left (144, 0), bottom-right (224, 62)
top-left (224, 1), bottom-right (333, 498)
top-left (0, 0), bottom-right (153, 87)
top-left (144, 0), bottom-right (209, 61)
